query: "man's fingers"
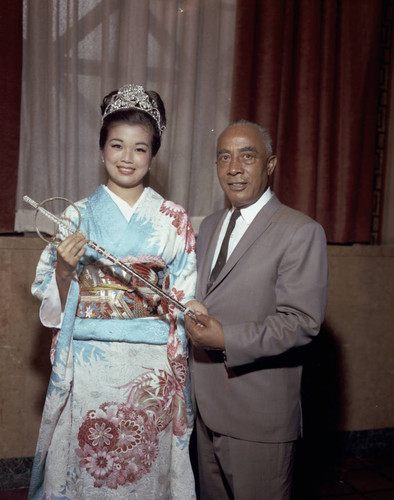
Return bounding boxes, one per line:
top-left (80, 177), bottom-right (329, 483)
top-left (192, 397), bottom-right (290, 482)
top-left (186, 313), bottom-right (208, 331)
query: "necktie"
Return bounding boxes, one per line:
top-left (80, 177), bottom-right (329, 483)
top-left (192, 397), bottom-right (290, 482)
top-left (207, 209), bottom-right (241, 291)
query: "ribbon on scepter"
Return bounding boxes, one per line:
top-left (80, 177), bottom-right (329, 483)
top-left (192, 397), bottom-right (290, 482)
top-left (23, 195), bottom-right (197, 321)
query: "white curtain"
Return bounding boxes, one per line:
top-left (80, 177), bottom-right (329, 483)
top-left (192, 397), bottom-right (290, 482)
top-left (15, 0), bottom-right (236, 233)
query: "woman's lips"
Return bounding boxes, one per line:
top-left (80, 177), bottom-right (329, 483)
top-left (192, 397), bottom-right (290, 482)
top-left (118, 166), bottom-right (135, 175)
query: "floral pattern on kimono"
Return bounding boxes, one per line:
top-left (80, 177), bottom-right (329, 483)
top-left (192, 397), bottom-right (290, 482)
top-left (28, 186), bottom-right (197, 500)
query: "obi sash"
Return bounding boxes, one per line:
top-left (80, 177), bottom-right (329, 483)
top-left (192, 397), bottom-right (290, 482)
top-left (76, 258), bottom-right (171, 320)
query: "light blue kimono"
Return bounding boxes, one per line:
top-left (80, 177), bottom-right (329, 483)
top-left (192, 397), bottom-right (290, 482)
top-left (29, 186), bottom-right (197, 500)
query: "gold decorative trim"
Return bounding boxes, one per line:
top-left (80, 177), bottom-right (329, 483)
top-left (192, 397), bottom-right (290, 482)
top-left (371, 0), bottom-right (393, 243)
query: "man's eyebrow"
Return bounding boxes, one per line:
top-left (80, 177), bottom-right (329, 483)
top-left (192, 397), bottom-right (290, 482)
top-left (217, 146), bottom-right (259, 156)
top-left (217, 148), bottom-right (231, 155)
top-left (239, 146), bottom-right (258, 153)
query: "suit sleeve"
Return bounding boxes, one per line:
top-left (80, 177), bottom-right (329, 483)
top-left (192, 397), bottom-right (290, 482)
top-left (224, 221), bottom-right (328, 367)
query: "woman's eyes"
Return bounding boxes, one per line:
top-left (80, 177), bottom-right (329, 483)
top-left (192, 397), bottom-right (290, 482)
top-left (110, 144), bottom-right (147, 153)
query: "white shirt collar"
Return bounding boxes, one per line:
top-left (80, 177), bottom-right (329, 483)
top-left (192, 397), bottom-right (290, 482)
top-left (238, 187), bottom-right (273, 224)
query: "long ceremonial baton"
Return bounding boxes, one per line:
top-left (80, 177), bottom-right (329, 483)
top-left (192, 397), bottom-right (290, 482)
top-left (23, 195), bottom-right (197, 321)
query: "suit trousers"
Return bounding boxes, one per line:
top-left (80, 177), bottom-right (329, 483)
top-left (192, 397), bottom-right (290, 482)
top-left (195, 412), bottom-right (295, 500)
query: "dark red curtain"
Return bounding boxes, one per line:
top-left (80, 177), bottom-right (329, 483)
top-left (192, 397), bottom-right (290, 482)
top-left (0, 1), bottom-right (23, 233)
top-left (231, 0), bottom-right (385, 243)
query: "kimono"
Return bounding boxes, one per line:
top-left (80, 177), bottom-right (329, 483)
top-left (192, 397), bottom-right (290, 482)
top-left (29, 186), bottom-right (197, 500)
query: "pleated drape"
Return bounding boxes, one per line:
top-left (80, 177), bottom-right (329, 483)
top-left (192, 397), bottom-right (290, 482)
top-left (14, 0), bottom-right (236, 233)
top-left (0, 0), bottom-right (22, 232)
top-left (231, 0), bottom-right (385, 243)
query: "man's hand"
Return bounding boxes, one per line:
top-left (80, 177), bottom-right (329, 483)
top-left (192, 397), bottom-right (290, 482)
top-left (185, 312), bottom-right (225, 350)
top-left (184, 299), bottom-right (208, 316)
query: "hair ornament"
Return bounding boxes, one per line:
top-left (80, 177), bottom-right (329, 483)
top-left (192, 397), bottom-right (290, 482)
top-left (102, 83), bottom-right (166, 136)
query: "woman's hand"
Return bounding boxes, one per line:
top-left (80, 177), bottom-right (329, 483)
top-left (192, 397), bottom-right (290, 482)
top-left (184, 299), bottom-right (208, 316)
top-left (56, 231), bottom-right (87, 308)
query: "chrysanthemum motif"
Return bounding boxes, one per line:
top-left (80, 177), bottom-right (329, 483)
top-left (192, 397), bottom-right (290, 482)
top-left (139, 440), bottom-right (159, 466)
top-left (85, 449), bottom-right (116, 480)
top-left (76, 365), bottom-right (187, 489)
top-left (88, 422), bottom-right (114, 447)
top-left (117, 419), bottom-right (143, 452)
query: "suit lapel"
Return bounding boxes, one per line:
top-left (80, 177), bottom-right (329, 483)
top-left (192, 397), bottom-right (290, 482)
top-left (205, 195), bottom-right (281, 296)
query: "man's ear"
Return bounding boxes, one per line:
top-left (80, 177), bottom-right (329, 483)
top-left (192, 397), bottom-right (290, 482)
top-left (267, 155), bottom-right (277, 176)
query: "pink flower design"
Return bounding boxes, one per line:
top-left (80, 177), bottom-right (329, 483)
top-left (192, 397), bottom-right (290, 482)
top-left (97, 403), bottom-right (118, 422)
top-left (85, 448), bottom-right (116, 480)
top-left (123, 453), bottom-right (146, 483)
top-left (76, 366), bottom-right (188, 489)
top-left (116, 419), bottom-right (143, 452)
top-left (138, 439), bottom-right (159, 466)
top-left (171, 392), bottom-right (187, 436)
top-left (159, 200), bottom-right (182, 219)
top-left (160, 201), bottom-right (196, 253)
top-left (78, 417), bottom-right (118, 452)
top-left (88, 421), bottom-right (114, 447)
top-left (170, 355), bottom-right (187, 386)
top-left (166, 313), bottom-right (184, 360)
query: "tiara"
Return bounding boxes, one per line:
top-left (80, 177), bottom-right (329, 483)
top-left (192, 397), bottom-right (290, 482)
top-left (102, 83), bottom-right (166, 136)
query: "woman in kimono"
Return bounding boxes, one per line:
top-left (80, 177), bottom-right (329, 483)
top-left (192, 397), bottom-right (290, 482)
top-left (29, 84), bottom-right (203, 500)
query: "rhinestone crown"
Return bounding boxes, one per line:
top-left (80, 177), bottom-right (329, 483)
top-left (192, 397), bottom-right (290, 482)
top-left (102, 83), bottom-right (165, 135)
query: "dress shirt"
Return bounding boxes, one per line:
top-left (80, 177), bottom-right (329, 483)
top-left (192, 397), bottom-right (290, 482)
top-left (210, 188), bottom-right (273, 272)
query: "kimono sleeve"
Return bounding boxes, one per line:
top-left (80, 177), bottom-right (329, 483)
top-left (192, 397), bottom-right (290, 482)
top-left (168, 210), bottom-right (197, 305)
top-left (31, 204), bottom-right (81, 327)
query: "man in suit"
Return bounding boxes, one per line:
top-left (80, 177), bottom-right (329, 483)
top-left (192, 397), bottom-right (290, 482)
top-left (185, 120), bottom-right (328, 500)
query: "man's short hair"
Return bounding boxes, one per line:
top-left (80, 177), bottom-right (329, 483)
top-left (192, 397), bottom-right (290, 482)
top-left (227, 120), bottom-right (273, 158)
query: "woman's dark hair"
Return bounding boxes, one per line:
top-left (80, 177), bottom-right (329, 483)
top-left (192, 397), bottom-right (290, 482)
top-left (99, 89), bottom-right (166, 157)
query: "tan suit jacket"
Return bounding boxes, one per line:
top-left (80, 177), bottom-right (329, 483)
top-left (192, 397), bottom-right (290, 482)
top-left (190, 194), bottom-right (328, 443)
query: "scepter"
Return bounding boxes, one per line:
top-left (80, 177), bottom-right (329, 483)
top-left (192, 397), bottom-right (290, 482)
top-left (23, 195), bottom-right (197, 320)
